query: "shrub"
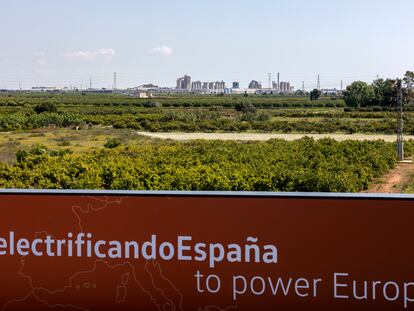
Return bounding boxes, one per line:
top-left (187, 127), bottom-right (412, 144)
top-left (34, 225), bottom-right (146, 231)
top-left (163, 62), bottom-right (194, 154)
top-left (34, 102), bottom-right (58, 114)
top-left (104, 138), bottom-right (122, 149)
top-left (143, 101), bottom-right (162, 108)
top-left (235, 102), bottom-right (256, 113)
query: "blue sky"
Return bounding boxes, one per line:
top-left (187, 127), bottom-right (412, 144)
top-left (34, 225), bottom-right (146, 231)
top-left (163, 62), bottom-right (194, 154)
top-left (0, 0), bottom-right (413, 89)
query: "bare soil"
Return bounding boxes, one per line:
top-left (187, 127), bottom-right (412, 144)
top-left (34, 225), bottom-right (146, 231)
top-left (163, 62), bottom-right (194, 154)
top-left (367, 161), bottom-right (414, 194)
top-left (138, 132), bottom-right (414, 142)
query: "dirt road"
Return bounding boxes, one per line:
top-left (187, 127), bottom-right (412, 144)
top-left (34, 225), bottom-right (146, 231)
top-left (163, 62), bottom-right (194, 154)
top-left (367, 161), bottom-right (414, 193)
top-left (138, 132), bottom-right (414, 142)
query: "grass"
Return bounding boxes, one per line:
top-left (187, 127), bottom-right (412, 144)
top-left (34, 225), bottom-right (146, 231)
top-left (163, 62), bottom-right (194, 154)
top-left (402, 170), bottom-right (414, 193)
top-left (0, 127), bottom-right (152, 164)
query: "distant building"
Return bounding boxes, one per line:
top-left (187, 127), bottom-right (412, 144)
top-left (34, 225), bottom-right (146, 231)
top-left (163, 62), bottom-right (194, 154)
top-left (214, 81), bottom-right (225, 90)
top-left (232, 88), bottom-right (257, 95)
top-left (248, 80), bottom-right (261, 89)
top-left (321, 88), bottom-right (339, 95)
top-left (137, 84), bottom-right (159, 89)
top-left (191, 81), bottom-right (202, 90)
top-left (176, 75), bottom-right (191, 91)
top-left (133, 90), bottom-right (152, 98)
top-left (83, 88), bottom-right (113, 94)
top-left (174, 75), bottom-right (227, 93)
top-left (31, 86), bottom-right (58, 92)
top-left (279, 81), bottom-right (294, 94)
top-left (232, 82), bottom-right (240, 89)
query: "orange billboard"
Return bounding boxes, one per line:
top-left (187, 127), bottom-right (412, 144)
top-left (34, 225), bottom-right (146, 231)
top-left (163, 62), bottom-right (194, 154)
top-left (0, 191), bottom-right (413, 311)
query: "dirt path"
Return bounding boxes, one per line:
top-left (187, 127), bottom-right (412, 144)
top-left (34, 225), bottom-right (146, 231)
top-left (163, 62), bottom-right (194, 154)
top-left (138, 132), bottom-right (414, 142)
top-left (367, 161), bottom-right (414, 193)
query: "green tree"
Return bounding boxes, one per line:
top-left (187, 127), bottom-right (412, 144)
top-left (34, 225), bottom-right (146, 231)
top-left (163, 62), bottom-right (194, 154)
top-left (235, 102), bottom-right (256, 113)
top-left (310, 89), bottom-right (321, 101)
top-left (404, 71), bottom-right (414, 87)
top-left (372, 79), bottom-right (397, 107)
top-left (343, 81), bottom-right (375, 108)
top-left (34, 102), bottom-right (58, 114)
top-left (404, 71), bottom-right (414, 103)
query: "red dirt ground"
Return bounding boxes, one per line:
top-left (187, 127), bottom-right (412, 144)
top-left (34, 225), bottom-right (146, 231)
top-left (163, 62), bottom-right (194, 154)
top-left (367, 161), bottom-right (414, 193)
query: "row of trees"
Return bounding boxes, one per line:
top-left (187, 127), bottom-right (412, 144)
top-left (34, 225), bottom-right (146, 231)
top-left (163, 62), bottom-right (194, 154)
top-left (343, 71), bottom-right (414, 108)
top-left (0, 138), bottom-right (398, 192)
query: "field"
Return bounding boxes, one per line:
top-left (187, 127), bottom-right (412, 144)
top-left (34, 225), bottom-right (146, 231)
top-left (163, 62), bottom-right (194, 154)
top-left (0, 138), bottom-right (399, 192)
top-left (0, 128), bottom-right (151, 164)
top-left (0, 92), bottom-right (413, 134)
top-left (0, 92), bottom-right (413, 193)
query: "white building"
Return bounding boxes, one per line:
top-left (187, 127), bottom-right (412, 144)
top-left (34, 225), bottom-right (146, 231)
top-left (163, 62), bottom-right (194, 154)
top-left (176, 75), bottom-right (192, 91)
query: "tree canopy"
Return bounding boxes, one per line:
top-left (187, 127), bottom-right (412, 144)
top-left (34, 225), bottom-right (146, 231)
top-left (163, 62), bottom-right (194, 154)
top-left (310, 89), bottom-right (321, 101)
top-left (343, 81), bottom-right (375, 108)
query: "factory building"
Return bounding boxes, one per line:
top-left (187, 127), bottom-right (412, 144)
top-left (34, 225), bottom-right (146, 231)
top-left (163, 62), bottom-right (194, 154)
top-left (176, 75), bottom-right (192, 91)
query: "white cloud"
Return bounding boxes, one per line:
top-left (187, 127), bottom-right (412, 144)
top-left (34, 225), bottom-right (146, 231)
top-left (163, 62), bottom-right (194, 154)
top-left (149, 46), bottom-right (173, 56)
top-left (63, 48), bottom-right (116, 60)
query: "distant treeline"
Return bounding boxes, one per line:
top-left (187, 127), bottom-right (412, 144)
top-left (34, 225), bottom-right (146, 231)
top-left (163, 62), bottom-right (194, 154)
top-left (343, 71), bottom-right (414, 108)
top-left (1, 109), bottom-right (413, 134)
top-left (0, 109), bottom-right (412, 134)
top-left (0, 90), bottom-right (413, 134)
top-left (0, 92), bottom-right (345, 108)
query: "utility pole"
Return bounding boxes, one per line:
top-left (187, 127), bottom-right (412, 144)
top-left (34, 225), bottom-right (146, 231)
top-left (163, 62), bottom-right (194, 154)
top-left (396, 79), bottom-right (404, 161)
top-left (113, 72), bottom-right (117, 90)
top-left (302, 81), bottom-right (305, 94)
top-left (277, 72), bottom-right (280, 92)
top-left (340, 80), bottom-right (343, 92)
top-left (317, 74), bottom-right (320, 90)
top-left (268, 73), bottom-right (271, 90)
top-left (89, 78), bottom-right (92, 89)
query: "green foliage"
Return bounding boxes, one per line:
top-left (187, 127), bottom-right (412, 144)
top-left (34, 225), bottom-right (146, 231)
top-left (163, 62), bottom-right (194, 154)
top-left (57, 140), bottom-right (71, 147)
top-left (310, 89), bottom-right (321, 101)
top-left (34, 102), bottom-right (58, 114)
top-left (343, 81), bottom-right (376, 108)
top-left (143, 101), bottom-right (162, 108)
top-left (372, 79), bottom-right (397, 107)
top-left (0, 112), bottom-right (83, 131)
top-left (235, 102), bottom-right (257, 113)
top-left (30, 144), bottom-right (49, 155)
top-left (0, 139), bottom-right (397, 192)
top-left (1, 92), bottom-right (414, 134)
top-left (104, 138), bottom-right (122, 149)
top-left (15, 150), bottom-right (29, 163)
